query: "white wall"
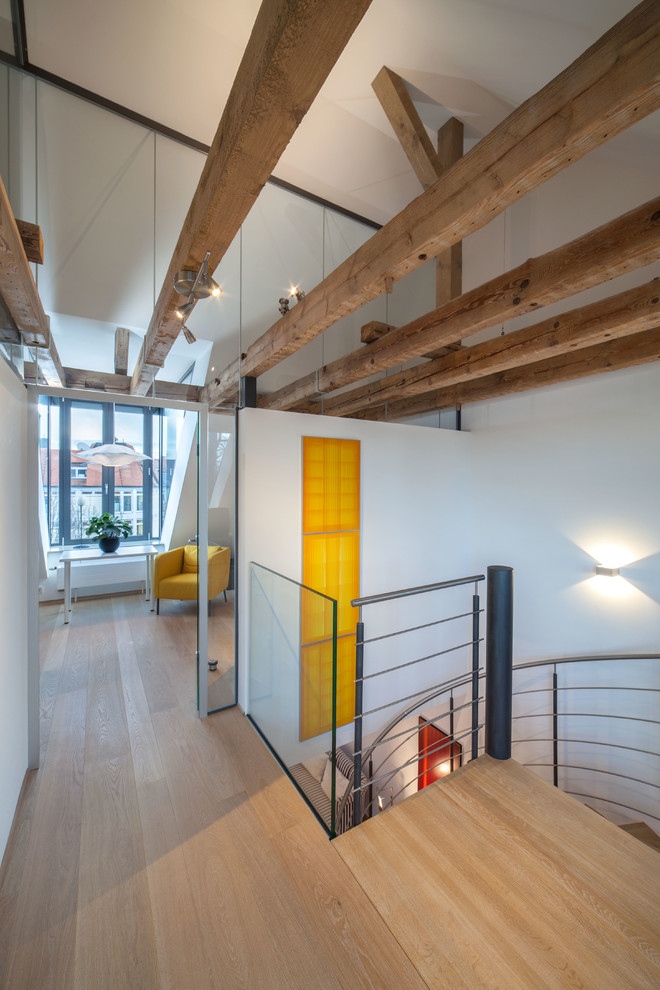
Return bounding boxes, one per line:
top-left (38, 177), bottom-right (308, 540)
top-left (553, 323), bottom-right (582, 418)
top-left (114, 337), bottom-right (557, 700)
top-left (0, 359), bottom-right (28, 861)
top-left (466, 362), bottom-right (660, 658)
top-left (238, 406), bottom-right (473, 760)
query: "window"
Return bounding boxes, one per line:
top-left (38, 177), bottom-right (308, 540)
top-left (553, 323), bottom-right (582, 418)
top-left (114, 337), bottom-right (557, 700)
top-left (39, 397), bottom-right (184, 547)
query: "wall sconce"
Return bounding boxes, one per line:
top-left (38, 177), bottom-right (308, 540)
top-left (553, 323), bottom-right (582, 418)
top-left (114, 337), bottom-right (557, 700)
top-left (595, 565), bottom-right (620, 577)
top-left (173, 250), bottom-right (221, 343)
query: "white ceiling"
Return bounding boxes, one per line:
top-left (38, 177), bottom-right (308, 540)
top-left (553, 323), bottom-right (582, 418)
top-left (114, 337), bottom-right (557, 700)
top-left (22, 0), bottom-right (656, 225)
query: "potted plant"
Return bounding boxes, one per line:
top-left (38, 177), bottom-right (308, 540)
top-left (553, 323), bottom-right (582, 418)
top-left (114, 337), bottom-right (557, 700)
top-left (85, 513), bottom-right (132, 553)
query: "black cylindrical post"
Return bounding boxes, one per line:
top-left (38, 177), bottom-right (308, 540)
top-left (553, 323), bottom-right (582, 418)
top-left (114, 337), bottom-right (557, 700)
top-left (552, 666), bottom-right (559, 788)
top-left (353, 620), bottom-right (364, 828)
top-left (485, 565), bottom-right (513, 760)
top-left (471, 592), bottom-right (480, 762)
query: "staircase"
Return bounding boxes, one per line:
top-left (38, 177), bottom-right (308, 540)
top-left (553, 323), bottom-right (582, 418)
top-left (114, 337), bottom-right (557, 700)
top-left (334, 756), bottom-right (660, 989)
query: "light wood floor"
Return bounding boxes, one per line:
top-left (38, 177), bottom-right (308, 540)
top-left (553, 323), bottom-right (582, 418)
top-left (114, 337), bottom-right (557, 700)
top-left (335, 755), bottom-right (660, 990)
top-left (0, 593), bottom-right (426, 989)
top-left (3, 593), bottom-right (659, 989)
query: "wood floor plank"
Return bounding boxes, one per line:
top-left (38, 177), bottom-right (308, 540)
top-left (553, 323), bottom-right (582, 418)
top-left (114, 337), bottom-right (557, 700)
top-left (335, 756), bottom-right (660, 990)
top-left (113, 599), bottom-right (165, 788)
top-left (2, 685), bottom-right (86, 990)
top-left (136, 778), bottom-right (217, 990)
top-left (74, 754), bottom-right (159, 990)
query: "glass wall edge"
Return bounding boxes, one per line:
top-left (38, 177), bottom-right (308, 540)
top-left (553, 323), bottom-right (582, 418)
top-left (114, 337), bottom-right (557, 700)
top-left (250, 561), bottom-right (337, 604)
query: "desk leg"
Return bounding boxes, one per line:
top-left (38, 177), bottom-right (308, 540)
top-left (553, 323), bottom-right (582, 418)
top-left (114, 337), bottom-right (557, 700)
top-left (64, 560), bottom-right (71, 624)
top-left (148, 557), bottom-right (155, 610)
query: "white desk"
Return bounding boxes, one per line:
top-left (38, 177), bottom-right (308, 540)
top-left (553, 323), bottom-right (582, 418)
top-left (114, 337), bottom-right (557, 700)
top-left (60, 544), bottom-right (158, 623)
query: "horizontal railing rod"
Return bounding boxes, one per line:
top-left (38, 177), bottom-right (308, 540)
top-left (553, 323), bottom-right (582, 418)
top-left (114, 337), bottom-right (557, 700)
top-left (369, 701), bottom-right (482, 780)
top-left (354, 695), bottom-right (482, 758)
top-left (513, 685), bottom-right (660, 696)
top-left (564, 792), bottom-right (660, 826)
top-left (351, 574), bottom-right (485, 608)
top-left (353, 724), bottom-right (484, 794)
top-left (522, 763), bottom-right (660, 790)
top-left (358, 638), bottom-right (483, 681)
top-left (512, 712), bottom-right (659, 725)
top-left (360, 670), bottom-right (481, 719)
top-left (361, 609), bottom-right (483, 645)
top-left (512, 737), bottom-right (660, 759)
top-left (514, 653), bottom-right (659, 671)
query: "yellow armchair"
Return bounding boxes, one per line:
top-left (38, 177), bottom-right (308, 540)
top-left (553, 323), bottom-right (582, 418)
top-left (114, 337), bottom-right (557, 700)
top-left (154, 545), bottom-right (231, 613)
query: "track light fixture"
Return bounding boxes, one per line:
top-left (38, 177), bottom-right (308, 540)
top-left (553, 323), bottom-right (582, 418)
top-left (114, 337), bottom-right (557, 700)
top-left (173, 250), bottom-right (221, 343)
top-left (278, 286), bottom-right (305, 315)
top-left (173, 251), bottom-right (222, 300)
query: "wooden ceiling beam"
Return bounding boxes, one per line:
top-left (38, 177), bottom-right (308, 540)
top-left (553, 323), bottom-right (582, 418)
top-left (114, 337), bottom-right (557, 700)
top-left (206, 0), bottom-right (660, 407)
top-left (23, 364), bottom-right (203, 402)
top-left (0, 175), bottom-right (63, 384)
top-left (260, 197), bottom-right (660, 412)
top-left (371, 66), bottom-right (442, 189)
top-left (114, 327), bottom-right (130, 376)
top-left (323, 278), bottom-right (660, 418)
top-left (15, 219), bottom-right (44, 265)
top-left (371, 68), bottom-right (465, 352)
top-left (131, 0), bottom-right (373, 396)
top-left (360, 327), bottom-right (660, 421)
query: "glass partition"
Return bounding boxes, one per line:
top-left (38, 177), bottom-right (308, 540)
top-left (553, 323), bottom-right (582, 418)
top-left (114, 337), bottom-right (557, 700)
top-left (206, 411), bottom-right (236, 712)
top-left (248, 563), bottom-right (340, 836)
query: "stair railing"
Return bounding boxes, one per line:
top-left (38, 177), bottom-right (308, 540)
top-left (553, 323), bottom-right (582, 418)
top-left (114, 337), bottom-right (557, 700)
top-left (348, 565), bottom-right (514, 828)
top-left (511, 653), bottom-right (660, 828)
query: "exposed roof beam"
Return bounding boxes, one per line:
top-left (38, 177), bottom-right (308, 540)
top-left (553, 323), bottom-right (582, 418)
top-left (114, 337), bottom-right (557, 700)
top-left (114, 327), bottom-right (130, 376)
top-left (260, 197), bottom-right (660, 412)
top-left (371, 66), bottom-right (442, 189)
top-left (205, 0), bottom-right (660, 407)
top-left (130, 0), bottom-right (373, 395)
top-left (433, 117), bottom-right (464, 317)
top-left (15, 219), bottom-right (44, 265)
top-left (358, 327), bottom-right (660, 421)
top-left (0, 174), bottom-right (63, 384)
top-left (23, 364), bottom-right (203, 402)
top-left (323, 279), bottom-right (660, 418)
top-left (0, 293), bottom-right (21, 344)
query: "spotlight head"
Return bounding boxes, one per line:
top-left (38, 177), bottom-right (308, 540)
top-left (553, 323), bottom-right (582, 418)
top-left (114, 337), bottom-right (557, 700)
top-left (181, 323), bottom-right (197, 345)
top-left (176, 300), bottom-right (196, 321)
top-left (279, 297), bottom-right (290, 315)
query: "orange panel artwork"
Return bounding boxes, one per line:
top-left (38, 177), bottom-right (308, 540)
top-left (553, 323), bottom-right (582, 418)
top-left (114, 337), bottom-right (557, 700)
top-left (301, 437), bottom-right (360, 740)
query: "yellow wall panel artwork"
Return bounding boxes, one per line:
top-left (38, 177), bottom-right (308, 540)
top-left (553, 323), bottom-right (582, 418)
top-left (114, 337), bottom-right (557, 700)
top-left (301, 437), bottom-right (360, 741)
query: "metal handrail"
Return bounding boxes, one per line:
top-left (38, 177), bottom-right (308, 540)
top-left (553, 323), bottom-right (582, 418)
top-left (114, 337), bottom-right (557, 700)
top-left (358, 638), bottom-right (483, 682)
top-left (522, 763), bottom-right (660, 791)
top-left (336, 673), bottom-right (480, 826)
top-left (511, 653), bottom-right (660, 825)
top-left (513, 737), bottom-right (660, 759)
top-left (351, 573), bottom-right (485, 607)
top-left (361, 608), bottom-right (482, 645)
top-left (512, 712), bottom-right (659, 725)
top-left (360, 668), bottom-right (481, 720)
top-left (565, 793), bottom-right (660, 826)
top-left (513, 653), bottom-right (660, 670)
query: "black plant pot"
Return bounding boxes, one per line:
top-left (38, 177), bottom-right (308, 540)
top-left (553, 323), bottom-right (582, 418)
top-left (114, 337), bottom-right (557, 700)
top-left (99, 536), bottom-right (120, 554)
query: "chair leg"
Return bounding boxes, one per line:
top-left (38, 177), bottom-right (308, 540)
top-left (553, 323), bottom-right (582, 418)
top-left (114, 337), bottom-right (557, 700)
top-left (156, 599), bottom-right (159, 615)
top-left (223, 589), bottom-right (227, 602)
